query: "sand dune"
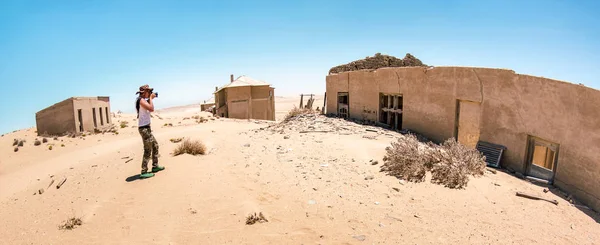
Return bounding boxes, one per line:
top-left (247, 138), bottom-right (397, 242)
top-left (0, 96), bottom-right (598, 244)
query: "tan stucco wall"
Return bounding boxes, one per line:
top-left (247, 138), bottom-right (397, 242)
top-left (326, 66), bottom-right (600, 211)
top-left (72, 97), bottom-right (111, 132)
top-left (217, 86), bottom-right (275, 121)
top-left (35, 98), bottom-right (75, 136)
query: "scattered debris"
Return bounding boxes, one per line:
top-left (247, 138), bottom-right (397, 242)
top-left (91, 165), bottom-right (98, 168)
top-left (56, 177), bottom-right (67, 189)
top-left (493, 182), bottom-right (501, 186)
top-left (414, 214), bottom-right (421, 218)
top-left (284, 135), bottom-right (290, 139)
top-left (59, 217), bottom-right (82, 230)
top-left (189, 208), bottom-right (197, 214)
top-left (48, 179), bottom-right (55, 188)
top-left (352, 235), bottom-right (366, 241)
top-left (245, 212), bottom-right (268, 225)
top-left (48, 145), bottom-right (53, 150)
top-left (13, 147), bottom-right (18, 152)
top-left (543, 189), bottom-right (549, 193)
top-left (366, 129), bottom-right (378, 133)
top-left (244, 143), bottom-right (251, 147)
top-left (42, 138), bottom-right (48, 143)
top-left (308, 200), bottom-right (317, 205)
top-left (34, 140), bottom-right (41, 146)
top-left (515, 191), bottom-right (558, 205)
top-left (121, 156), bottom-right (130, 159)
top-left (170, 138), bottom-right (183, 143)
top-left (364, 175), bottom-right (374, 180)
top-left (125, 159), bottom-right (133, 163)
top-left (38, 188), bottom-right (44, 195)
top-left (486, 168), bottom-right (497, 174)
top-left (371, 160), bottom-right (379, 165)
top-left (61, 144), bottom-right (65, 147)
top-left (392, 187), bottom-right (400, 192)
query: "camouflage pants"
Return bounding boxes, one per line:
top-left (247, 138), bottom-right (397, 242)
top-left (138, 127), bottom-right (159, 173)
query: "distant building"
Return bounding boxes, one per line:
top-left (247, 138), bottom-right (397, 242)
top-left (214, 75), bottom-right (275, 120)
top-left (36, 96), bottom-right (112, 136)
top-left (200, 97), bottom-right (215, 112)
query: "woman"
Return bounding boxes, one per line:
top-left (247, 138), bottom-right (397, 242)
top-left (135, 84), bottom-right (165, 179)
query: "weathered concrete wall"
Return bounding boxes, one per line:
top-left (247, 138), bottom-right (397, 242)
top-left (72, 97), bottom-right (111, 132)
top-left (219, 86), bottom-right (275, 121)
top-left (201, 103), bottom-right (215, 111)
top-left (35, 98), bottom-right (75, 136)
top-left (326, 66), bottom-right (600, 211)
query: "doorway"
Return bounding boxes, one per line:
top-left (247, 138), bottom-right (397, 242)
top-left (92, 108), bottom-right (98, 128)
top-left (525, 136), bottom-right (559, 182)
top-left (337, 92), bottom-right (349, 118)
top-left (78, 109), bottom-right (83, 132)
top-left (455, 100), bottom-right (482, 148)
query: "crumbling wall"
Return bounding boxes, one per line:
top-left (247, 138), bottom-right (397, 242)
top-left (329, 53), bottom-right (427, 75)
top-left (35, 98), bottom-right (75, 136)
top-left (326, 66), bottom-right (600, 212)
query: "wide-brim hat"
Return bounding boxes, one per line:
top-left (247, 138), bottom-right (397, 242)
top-left (136, 84), bottom-right (153, 94)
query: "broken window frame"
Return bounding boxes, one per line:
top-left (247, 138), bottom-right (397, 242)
top-left (379, 93), bottom-right (403, 130)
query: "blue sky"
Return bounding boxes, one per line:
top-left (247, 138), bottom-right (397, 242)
top-left (1, 0), bottom-right (599, 134)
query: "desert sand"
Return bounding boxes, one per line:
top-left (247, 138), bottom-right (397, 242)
top-left (0, 96), bottom-right (599, 245)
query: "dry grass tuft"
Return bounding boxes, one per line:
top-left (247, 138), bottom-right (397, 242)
top-left (48, 145), bottom-right (53, 150)
top-left (59, 217), bottom-right (82, 230)
top-left (381, 135), bottom-right (485, 189)
top-left (172, 139), bottom-right (206, 156)
top-left (430, 139), bottom-right (486, 189)
top-left (120, 121), bottom-right (129, 128)
top-left (246, 212), bottom-right (268, 225)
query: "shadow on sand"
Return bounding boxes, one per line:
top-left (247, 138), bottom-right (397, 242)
top-left (125, 174), bottom-right (142, 182)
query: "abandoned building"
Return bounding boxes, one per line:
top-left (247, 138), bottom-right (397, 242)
top-left (326, 66), bottom-right (600, 212)
top-left (200, 98), bottom-right (215, 112)
top-left (214, 75), bottom-right (275, 121)
top-left (36, 96), bottom-right (112, 136)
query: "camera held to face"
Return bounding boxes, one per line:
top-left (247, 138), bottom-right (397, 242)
top-left (149, 89), bottom-right (158, 98)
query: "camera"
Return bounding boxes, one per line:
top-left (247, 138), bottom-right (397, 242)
top-left (149, 89), bottom-right (158, 98)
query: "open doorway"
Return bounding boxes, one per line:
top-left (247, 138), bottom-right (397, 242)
top-left (92, 108), bottom-right (97, 128)
top-left (526, 136), bottom-right (559, 182)
top-left (379, 93), bottom-right (402, 130)
top-left (78, 109), bottom-right (83, 132)
top-left (337, 92), bottom-right (349, 118)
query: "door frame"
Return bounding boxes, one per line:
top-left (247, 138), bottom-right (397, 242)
top-left (337, 92), bottom-right (349, 118)
top-left (525, 135), bottom-right (560, 182)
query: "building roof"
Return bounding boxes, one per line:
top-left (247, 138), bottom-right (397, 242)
top-left (215, 76), bottom-right (270, 93)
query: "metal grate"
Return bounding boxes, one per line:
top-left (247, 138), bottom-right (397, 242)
top-left (476, 141), bottom-right (507, 168)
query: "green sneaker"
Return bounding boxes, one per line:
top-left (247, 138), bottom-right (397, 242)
top-left (140, 172), bottom-right (155, 179)
top-left (151, 166), bottom-right (165, 173)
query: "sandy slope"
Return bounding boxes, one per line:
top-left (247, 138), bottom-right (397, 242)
top-left (0, 96), bottom-right (598, 245)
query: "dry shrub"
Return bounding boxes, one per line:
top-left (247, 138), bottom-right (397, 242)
top-left (34, 139), bottom-right (41, 146)
top-left (120, 121), bottom-right (129, 128)
top-left (246, 212), bottom-right (268, 225)
top-left (381, 135), bottom-right (485, 189)
top-left (48, 145), bottom-right (53, 150)
top-left (12, 139), bottom-right (18, 146)
top-left (196, 116), bottom-right (208, 123)
top-left (18, 140), bottom-right (24, 147)
top-left (430, 139), bottom-right (486, 189)
top-left (14, 147), bottom-right (18, 152)
top-left (191, 115), bottom-right (200, 120)
top-left (59, 217), bottom-right (82, 230)
top-left (381, 134), bottom-right (434, 182)
top-left (172, 139), bottom-right (206, 156)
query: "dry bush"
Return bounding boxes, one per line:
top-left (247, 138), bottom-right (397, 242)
top-left (18, 140), bottom-right (24, 147)
top-left (48, 145), bottom-right (53, 150)
top-left (120, 121), bottom-right (129, 128)
top-left (42, 138), bottom-right (48, 143)
top-left (381, 134), bottom-right (435, 182)
top-left (191, 115), bottom-right (200, 120)
top-left (59, 217), bottom-right (82, 230)
top-left (172, 139), bottom-right (206, 156)
top-left (430, 139), bottom-right (486, 189)
top-left (196, 116), bottom-right (208, 124)
top-left (14, 147), bottom-right (18, 152)
top-left (34, 139), bottom-right (41, 146)
top-left (246, 212), bottom-right (268, 225)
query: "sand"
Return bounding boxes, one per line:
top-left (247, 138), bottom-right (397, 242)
top-left (0, 96), bottom-right (599, 245)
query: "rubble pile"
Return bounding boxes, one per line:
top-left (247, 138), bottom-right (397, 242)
top-left (328, 53), bottom-right (427, 75)
top-left (266, 112), bottom-right (387, 136)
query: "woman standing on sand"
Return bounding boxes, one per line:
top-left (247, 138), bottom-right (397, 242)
top-left (135, 84), bottom-right (165, 179)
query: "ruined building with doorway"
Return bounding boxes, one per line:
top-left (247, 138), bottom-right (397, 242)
top-left (214, 75), bottom-right (275, 121)
top-left (326, 66), bottom-right (600, 212)
top-left (35, 96), bottom-right (112, 136)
